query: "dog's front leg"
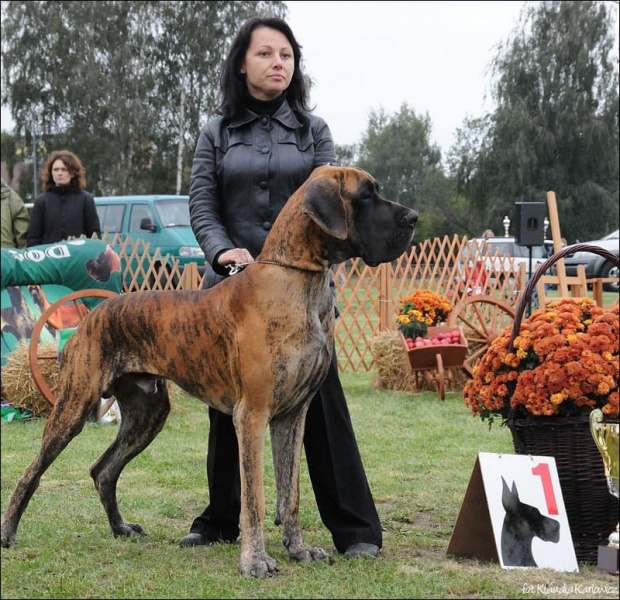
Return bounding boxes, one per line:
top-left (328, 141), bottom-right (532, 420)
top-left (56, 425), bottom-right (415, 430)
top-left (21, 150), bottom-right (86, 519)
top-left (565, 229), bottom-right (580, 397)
top-left (270, 403), bottom-right (328, 564)
top-left (233, 403), bottom-right (277, 578)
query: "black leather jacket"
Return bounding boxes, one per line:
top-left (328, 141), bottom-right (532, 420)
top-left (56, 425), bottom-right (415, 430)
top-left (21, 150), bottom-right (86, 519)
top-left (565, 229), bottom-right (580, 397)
top-left (189, 99), bottom-right (335, 288)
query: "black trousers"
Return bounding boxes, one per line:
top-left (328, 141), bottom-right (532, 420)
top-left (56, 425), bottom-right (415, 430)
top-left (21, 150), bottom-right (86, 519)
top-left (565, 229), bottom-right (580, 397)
top-left (188, 352), bottom-right (383, 553)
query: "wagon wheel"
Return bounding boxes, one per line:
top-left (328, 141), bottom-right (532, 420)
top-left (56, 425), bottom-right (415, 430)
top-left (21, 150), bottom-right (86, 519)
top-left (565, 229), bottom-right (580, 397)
top-left (447, 295), bottom-right (515, 377)
top-left (29, 289), bottom-right (119, 407)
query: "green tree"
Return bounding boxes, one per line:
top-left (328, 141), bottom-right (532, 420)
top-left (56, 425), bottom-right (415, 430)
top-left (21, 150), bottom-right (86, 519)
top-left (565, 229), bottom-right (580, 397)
top-left (356, 104), bottom-right (448, 239)
top-left (1, 0), bottom-right (285, 196)
top-left (445, 115), bottom-right (499, 236)
top-left (334, 143), bottom-right (357, 166)
top-left (150, 1), bottom-right (286, 194)
top-left (451, 0), bottom-right (619, 242)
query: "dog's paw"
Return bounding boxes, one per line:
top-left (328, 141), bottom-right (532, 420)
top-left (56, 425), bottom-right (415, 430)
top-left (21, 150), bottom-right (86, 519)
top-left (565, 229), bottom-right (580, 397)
top-left (1, 521), bottom-right (17, 548)
top-left (240, 552), bottom-right (279, 578)
top-left (289, 545), bottom-right (328, 563)
top-left (112, 522), bottom-right (147, 538)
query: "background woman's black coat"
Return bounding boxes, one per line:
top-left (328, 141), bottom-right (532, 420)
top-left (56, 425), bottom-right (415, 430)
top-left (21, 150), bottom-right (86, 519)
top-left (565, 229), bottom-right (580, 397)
top-left (27, 185), bottom-right (101, 247)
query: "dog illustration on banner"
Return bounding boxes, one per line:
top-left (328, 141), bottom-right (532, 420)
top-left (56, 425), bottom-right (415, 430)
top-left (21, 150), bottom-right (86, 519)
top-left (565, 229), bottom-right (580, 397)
top-left (1, 287), bottom-right (39, 344)
top-left (500, 476), bottom-right (560, 566)
top-left (1, 285), bottom-right (85, 349)
top-left (85, 245), bottom-right (122, 283)
top-left (28, 285), bottom-right (86, 333)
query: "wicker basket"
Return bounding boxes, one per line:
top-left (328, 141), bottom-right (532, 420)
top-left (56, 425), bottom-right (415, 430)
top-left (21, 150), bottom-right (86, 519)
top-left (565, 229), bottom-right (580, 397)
top-left (507, 244), bottom-right (619, 564)
top-left (508, 416), bottom-right (618, 564)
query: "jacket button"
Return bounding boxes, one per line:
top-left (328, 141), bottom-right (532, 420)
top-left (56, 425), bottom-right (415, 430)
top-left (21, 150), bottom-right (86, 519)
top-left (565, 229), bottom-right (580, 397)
top-left (261, 117), bottom-right (268, 126)
top-left (259, 181), bottom-right (268, 190)
top-left (261, 147), bottom-right (270, 154)
top-left (263, 222), bottom-right (271, 231)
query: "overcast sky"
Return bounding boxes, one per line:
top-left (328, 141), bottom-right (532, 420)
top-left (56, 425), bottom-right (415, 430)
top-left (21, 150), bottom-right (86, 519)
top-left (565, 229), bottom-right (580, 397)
top-left (285, 0), bottom-right (527, 154)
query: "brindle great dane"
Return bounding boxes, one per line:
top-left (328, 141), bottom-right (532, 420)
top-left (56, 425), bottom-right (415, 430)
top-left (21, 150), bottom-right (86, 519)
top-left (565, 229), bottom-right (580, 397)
top-left (1, 165), bottom-right (417, 578)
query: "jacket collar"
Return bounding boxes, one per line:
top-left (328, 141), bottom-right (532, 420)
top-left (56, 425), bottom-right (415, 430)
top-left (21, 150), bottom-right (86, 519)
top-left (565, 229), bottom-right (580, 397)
top-left (49, 183), bottom-right (81, 195)
top-left (228, 99), bottom-right (302, 130)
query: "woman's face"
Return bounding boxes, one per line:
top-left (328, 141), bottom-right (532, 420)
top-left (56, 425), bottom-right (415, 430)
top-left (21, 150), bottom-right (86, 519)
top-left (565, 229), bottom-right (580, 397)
top-left (241, 27), bottom-right (294, 101)
top-left (51, 159), bottom-right (72, 186)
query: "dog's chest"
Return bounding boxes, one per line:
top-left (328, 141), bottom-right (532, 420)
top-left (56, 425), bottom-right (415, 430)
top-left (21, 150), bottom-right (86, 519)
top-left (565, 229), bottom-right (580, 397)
top-left (266, 295), bottom-right (334, 414)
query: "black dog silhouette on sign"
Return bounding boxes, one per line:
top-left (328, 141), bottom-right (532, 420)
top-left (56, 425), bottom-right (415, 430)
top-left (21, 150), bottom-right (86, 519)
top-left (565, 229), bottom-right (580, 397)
top-left (500, 476), bottom-right (560, 566)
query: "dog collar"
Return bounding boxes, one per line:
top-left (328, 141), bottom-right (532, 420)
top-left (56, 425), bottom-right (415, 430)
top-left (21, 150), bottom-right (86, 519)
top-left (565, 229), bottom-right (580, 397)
top-left (225, 260), bottom-right (322, 276)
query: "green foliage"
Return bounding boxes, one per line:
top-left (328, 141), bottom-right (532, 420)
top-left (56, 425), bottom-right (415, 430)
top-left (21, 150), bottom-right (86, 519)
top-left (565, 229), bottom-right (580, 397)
top-left (0, 131), bottom-right (20, 185)
top-left (335, 143), bottom-right (358, 166)
top-left (355, 104), bottom-right (452, 240)
top-left (357, 104), bottom-right (443, 209)
top-left (1, 374), bottom-right (614, 598)
top-left (1, 0), bottom-right (286, 196)
top-left (449, 0), bottom-right (619, 242)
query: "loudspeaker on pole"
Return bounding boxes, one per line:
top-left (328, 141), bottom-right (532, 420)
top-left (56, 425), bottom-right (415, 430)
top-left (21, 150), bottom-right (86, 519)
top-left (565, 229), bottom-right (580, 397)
top-left (514, 202), bottom-right (546, 246)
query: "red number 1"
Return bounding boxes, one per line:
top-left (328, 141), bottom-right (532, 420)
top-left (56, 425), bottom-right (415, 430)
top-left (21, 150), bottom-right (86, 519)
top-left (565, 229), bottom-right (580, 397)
top-left (532, 462), bottom-right (559, 515)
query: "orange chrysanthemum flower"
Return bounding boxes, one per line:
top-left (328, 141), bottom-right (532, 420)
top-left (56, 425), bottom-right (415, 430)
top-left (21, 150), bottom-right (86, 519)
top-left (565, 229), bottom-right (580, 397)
top-left (396, 290), bottom-right (453, 339)
top-left (463, 300), bottom-right (619, 426)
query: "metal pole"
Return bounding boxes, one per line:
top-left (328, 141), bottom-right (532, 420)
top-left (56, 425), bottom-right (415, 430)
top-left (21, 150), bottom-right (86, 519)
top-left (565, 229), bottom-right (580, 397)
top-left (527, 246), bottom-right (533, 318)
top-left (32, 113), bottom-right (38, 199)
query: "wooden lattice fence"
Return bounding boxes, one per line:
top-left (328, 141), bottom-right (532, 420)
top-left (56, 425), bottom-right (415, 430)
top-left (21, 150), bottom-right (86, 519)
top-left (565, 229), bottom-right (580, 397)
top-left (332, 235), bottom-right (526, 371)
top-left (103, 234), bottom-right (529, 372)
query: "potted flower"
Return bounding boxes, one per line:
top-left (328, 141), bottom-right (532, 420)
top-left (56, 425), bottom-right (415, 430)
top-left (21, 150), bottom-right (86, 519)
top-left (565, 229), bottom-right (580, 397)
top-left (396, 290), bottom-right (453, 340)
top-left (463, 297), bottom-right (619, 563)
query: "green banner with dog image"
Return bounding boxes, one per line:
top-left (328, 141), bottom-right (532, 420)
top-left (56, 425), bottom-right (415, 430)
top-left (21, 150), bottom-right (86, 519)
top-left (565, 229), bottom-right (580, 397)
top-left (1, 240), bottom-right (122, 365)
top-left (1, 239), bottom-right (122, 304)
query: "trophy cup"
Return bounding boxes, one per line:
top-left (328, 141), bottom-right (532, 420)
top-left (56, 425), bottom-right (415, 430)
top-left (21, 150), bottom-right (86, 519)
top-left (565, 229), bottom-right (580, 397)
top-left (590, 408), bottom-right (619, 574)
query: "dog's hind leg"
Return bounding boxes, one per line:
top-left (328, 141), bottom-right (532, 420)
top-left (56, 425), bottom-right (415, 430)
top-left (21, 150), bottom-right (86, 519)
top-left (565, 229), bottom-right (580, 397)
top-left (269, 404), bottom-right (328, 564)
top-left (89, 374), bottom-right (170, 539)
top-left (1, 387), bottom-right (99, 548)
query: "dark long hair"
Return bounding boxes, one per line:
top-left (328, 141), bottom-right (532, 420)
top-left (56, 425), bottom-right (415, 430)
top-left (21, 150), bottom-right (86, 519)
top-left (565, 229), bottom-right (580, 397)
top-left (219, 16), bottom-right (311, 117)
top-left (41, 150), bottom-right (86, 191)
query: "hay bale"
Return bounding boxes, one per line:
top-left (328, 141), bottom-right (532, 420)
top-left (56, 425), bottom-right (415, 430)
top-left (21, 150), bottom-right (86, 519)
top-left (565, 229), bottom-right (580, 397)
top-left (369, 331), bottom-right (418, 392)
top-left (2, 341), bottom-right (58, 417)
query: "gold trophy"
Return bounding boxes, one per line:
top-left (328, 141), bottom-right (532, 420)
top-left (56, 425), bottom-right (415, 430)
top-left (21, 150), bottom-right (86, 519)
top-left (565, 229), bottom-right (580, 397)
top-left (590, 408), bottom-right (619, 574)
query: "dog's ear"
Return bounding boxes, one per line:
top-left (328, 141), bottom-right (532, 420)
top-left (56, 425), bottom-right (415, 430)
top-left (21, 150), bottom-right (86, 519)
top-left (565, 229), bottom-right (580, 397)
top-left (301, 176), bottom-right (348, 240)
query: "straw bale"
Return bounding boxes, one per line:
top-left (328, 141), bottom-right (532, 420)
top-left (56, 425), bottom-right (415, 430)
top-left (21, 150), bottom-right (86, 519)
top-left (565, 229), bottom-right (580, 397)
top-left (2, 342), bottom-right (58, 417)
top-left (369, 331), bottom-right (418, 392)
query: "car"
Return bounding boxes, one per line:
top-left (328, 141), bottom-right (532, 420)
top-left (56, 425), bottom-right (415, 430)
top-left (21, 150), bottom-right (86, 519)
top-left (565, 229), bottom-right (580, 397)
top-left (94, 195), bottom-right (205, 287)
top-left (459, 236), bottom-right (548, 282)
top-left (563, 229), bottom-right (619, 292)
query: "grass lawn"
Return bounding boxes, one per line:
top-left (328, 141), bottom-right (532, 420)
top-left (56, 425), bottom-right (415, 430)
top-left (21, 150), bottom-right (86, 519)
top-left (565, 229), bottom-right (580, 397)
top-left (1, 371), bottom-right (618, 599)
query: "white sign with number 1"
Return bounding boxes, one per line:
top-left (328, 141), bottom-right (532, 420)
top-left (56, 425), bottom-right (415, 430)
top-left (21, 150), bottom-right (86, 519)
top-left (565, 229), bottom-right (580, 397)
top-left (447, 452), bottom-right (578, 572)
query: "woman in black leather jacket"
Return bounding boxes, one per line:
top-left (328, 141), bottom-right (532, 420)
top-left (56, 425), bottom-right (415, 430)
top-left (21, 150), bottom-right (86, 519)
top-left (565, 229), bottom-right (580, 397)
top-left (184, 16), bottom-right (382, 559)
top-left (27, 150), bottom-right (100, 247)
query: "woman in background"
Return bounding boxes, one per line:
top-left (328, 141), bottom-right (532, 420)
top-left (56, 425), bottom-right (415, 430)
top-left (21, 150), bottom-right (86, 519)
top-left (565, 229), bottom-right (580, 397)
top-left (27, 150), bottom-right (100, 247)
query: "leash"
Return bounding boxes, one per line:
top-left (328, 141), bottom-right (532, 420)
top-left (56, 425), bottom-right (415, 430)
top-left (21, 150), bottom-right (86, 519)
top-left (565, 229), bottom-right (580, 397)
top-left (225, 260), bottom-right (321, 276)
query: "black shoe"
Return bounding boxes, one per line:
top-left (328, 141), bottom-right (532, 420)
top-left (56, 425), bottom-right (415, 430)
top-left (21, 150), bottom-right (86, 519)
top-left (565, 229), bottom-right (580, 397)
top-left (343, 542), bottom-right (380, 558)
top-left (179, 533), bottom-right (210, 547)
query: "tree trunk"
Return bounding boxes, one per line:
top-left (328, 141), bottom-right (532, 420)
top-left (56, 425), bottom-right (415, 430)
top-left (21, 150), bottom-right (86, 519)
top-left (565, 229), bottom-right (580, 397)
top-left (176, 75), bottom-right (186, 195)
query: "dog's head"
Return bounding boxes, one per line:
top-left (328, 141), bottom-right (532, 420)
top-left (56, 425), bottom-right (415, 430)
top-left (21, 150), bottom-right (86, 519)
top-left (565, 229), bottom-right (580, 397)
top-left (301, 165), bottom-right (417, 266)
top-left (85, 245), bottom-right (122, 283)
